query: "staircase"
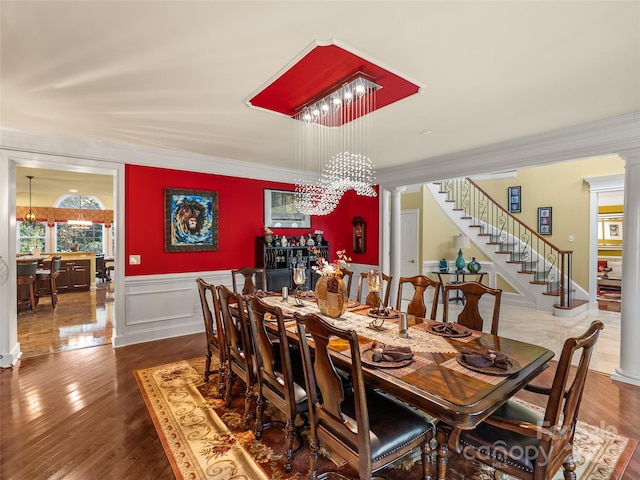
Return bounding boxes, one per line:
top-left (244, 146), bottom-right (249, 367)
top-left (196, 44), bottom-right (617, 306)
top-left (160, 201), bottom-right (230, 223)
top-left (427, 179), bottom-right (589, 317)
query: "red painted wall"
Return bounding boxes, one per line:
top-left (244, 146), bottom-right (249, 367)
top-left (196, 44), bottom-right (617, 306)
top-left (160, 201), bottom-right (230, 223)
top-left (125, 164), bottom-right (379, 276)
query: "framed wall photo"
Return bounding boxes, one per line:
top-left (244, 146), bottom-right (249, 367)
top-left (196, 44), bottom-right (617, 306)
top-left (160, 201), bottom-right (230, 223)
top-left (164, 188), bottom-right (219, 252)
top-left (603, 221), bottom-right (623, 241)
top-left (508, 186), bottom-right (521, 213)
top-left (264, 189), bottom-right (311, 228)
top-left (537, 207), bottom-right (552, 235)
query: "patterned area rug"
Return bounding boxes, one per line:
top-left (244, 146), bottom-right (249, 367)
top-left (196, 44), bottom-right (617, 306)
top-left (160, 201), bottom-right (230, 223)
top-left (135, 357), bottom-right (636, 480)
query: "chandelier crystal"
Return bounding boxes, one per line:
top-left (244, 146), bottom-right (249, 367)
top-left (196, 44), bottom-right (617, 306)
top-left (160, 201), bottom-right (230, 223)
top-left (294, 75), bottom-right (380, 215)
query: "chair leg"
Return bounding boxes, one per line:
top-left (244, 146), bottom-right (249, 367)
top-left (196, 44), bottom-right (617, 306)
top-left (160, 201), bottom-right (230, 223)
top-left (242, 384), bottom-right (254, 430)
top-left (283, 418), bottom-right (296, 472)
top-left (562, 454), bottom-right (577, 480)
top-left (255, 395), bottom-right (264, 439)
top-left (308, 435), bottom-right (320, 480)
top-left (50, 278), bottom-right (58, 308)
top-left (435, 429), bottom-right (449, 480)
top-left (29, 283), bottom-right (37, 314)
top-left (224, 370), bottom-right (234, 408)
top-left (420, 435), bottom-right (433, 480)
top-left (217, 361), bottom-right (226, 399)
top-left (204, 350), bottom-right (212, 383)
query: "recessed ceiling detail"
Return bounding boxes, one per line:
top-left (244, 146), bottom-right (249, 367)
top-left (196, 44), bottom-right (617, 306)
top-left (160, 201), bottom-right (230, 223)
top-left (246, 39), bottom-right (423, 119)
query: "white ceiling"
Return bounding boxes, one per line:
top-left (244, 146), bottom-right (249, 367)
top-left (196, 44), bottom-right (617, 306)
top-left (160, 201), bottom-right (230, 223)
top-left (3, 1), bottom-right (640, 188)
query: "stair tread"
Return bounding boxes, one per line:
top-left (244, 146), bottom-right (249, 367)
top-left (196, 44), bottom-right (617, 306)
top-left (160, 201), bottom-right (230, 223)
top-left (554, 299), bottom-right (589, 310)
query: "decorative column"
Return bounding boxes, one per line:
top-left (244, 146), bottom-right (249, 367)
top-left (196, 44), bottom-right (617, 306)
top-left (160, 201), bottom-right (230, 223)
top-left (381, 189), bottom-right (391, 275)
top-left (389, 187), bottom-right (406, 307)
top-left (612, 150), bottom-right (640, 386)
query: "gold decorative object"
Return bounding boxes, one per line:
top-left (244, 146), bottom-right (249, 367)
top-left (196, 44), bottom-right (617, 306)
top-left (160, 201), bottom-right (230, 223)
top-left (315, 276), bottom-right (348, 318)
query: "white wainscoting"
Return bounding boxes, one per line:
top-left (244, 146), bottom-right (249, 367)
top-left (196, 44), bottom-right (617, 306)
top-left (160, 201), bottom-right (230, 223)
top-left (113, 270), bottom-right (232, 348)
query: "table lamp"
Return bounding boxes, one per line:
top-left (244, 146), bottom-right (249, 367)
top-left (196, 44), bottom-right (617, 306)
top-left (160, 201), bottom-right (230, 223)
top-left (453, 235), bottom-right (470, 272)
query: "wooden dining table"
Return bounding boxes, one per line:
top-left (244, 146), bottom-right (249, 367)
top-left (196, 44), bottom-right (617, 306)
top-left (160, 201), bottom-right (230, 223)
top-left (257, 294), bottom-right (555, 480)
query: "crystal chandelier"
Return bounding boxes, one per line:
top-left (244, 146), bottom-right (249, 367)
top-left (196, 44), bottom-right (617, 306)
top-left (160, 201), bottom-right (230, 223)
top-left (24, 175), bottom-right (37, 224)
top-left (294, 75), bottom-right (380, 215)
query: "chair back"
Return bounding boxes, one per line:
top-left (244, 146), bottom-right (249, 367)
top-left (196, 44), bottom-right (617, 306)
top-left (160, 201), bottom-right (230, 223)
top-left (95, 254), bottom-right (105, 270)
top-left (231, 266), bottom-right (267, 295)
top-left (339, 267), bottom-right (354, 298)
top-left (294, 312), bottom-right (370, 470)
top-left (545, 320), bottom-right (604, 437)
top-left (51, 256), bottom-right (62, 275)
top-left (247, 296), bottom-right (302, 418)
top-left (17, 261), bottom-right (38, 278)
top-left (357, 271), bottom-right (392, 307)
top-left (443, 281), bottom-right (501, 334)
top-left (217, 284), bottom-right (254, 380)
top-left (196, 278), bottom-right (226, 363)
top-left (396, 275), bottom-right (440, 319)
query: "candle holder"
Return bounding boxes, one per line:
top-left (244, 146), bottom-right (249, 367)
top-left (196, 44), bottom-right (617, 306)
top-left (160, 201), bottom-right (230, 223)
top-left (293, 265), bottom-right (306, 307)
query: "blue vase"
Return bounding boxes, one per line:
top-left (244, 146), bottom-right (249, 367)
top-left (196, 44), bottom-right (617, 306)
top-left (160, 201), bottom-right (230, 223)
top-left (439, 259), bottom-right (448, 272)
top-left (467, 257), bottom-right (481, 273)
top-left (455, 250), bottom-right (465, 271)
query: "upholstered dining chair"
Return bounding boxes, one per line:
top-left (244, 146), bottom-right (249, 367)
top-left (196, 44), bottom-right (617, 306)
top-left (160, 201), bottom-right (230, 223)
top-left (36, 255), bottom-right (62, 308)
top-left (17, 261), bottom-right (38, 314)
top-left (294, 311), bottom-right (434, 480)
top-left (247, 296), bottom-right (309, 472)
top-left (436, 320), bottom-right (604, 480)
top-left (396, 275), bottom-right (440, 320)
top-left (217, 284), bottom-right (257, 429)
top-left (443, 281), bottom-right (502, 335)
top-left (231, 266), bottom-right (267, 295)
top-left (356, 271), bottom-right (392, 308)
top-left (195, 278), bottom-right (227, 395)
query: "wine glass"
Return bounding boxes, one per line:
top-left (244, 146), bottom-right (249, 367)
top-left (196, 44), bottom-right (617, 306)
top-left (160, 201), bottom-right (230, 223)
top-left (293, 265), bottom-right (307, 307)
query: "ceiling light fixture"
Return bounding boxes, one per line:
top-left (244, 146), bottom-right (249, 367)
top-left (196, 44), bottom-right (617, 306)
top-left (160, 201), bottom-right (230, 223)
top-left (24, 175), bottom-right (37, 224)
top-left (294, 75), bottom-right (380, 215)
top-left (246, 40), bottom-right (424, 216)
top-left (68, 195), bottom-right (92, 228)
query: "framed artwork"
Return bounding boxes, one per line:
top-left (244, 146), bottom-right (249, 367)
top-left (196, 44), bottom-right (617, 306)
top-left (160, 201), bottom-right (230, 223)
top-left (264, 189), bottom-right (311, 228)
top-left (537, 207), bottom-right (552, 235)
top-left (164, 188), bottom-right (218, 252)
top-left (508, 186), bottom-right (521, 213)
top-left (603, 221), bottom-right (623, 241)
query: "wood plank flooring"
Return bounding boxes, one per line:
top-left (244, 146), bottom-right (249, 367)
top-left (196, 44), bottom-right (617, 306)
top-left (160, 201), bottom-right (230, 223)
top-left (1, 332), bottom-right (638, 479)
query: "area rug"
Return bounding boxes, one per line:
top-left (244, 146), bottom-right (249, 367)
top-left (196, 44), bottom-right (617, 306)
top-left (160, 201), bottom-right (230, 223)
top-left (135, 357), bottom-right (636, 480)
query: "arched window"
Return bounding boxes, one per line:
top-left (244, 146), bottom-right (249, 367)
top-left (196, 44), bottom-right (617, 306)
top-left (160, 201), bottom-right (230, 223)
top-left (55, 195), bottom-right (105, 253)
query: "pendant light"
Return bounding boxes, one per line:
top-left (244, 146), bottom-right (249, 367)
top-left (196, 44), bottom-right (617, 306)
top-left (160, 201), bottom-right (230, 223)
top-left (23, 176), bottom-right (37, 224)
top-left (68, 195), bottom-right (92, 228)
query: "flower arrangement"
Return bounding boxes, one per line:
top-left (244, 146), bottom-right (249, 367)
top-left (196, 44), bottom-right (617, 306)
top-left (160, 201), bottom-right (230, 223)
top-left (309, 246), bottom-right (351, 277)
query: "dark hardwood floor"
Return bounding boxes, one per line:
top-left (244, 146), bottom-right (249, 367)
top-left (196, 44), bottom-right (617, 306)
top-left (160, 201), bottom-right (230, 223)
top-left (1, 333), bottom-right (638, 479)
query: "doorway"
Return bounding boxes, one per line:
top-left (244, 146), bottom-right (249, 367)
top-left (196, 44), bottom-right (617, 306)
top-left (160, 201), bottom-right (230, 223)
top-left (399, 209), bottom-right (419, 306)
top-left (8, 152), bottom-right (122, 359)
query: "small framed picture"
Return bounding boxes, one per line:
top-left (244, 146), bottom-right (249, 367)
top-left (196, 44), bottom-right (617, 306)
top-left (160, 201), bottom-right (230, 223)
top-left (264, 189), bottom-right (311, 228)
top-left (508, 186), bottom-right (521, 213)
top-left (537, 207), bottom-right (552, 235)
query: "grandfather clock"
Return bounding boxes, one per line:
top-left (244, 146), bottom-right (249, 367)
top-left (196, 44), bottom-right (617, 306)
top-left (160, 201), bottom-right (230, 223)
top-left (352, 216), bottom-right (366, 253)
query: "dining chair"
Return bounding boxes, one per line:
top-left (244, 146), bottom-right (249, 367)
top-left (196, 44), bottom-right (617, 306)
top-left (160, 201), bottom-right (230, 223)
top-left (436, 320), bottom-right (604, 480)
top-left (231, 266), bottom-right (267, 295)
top-left (339, 267), bottom-right (354, 299)
top-left (17, 261), bottom-right (39, 314)
top-left (247, 296), bottom-right (309, 472)
top-left (443, 281), bottom-right (502, 335)
top-left (95, 254), bottom-right (107, 282)
top-left (396, 275), bottom-right (440, 320)
top-left (356, 271), bottom-right (392, 307)
top-left (36, 255), bottom-right (62, 308)
top-left (195, 278), bottom-right (227, 396)
top-left (217, 284), bottom-right (257, 429)
top-left (294, 311), bottom-right (434, 480)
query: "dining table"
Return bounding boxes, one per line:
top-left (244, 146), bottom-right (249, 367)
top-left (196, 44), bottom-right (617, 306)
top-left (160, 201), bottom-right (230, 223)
top-left (257, 293), bottom-right (555, 480)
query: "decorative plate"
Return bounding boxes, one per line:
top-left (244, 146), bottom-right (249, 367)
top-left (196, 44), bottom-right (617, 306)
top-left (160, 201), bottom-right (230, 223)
top-left (360, 348), bottom-right (414, 369)
top-left (455, 353), bottom-right (522, 376)
top-left (367, 309), bottom-right (400, 319)
top-left (426, 323), bottom-right (472, 338)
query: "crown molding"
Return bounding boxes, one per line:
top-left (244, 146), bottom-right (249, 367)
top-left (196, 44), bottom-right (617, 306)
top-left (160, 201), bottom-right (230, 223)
top-left (0, 127), bottom-right (299, 184)
top-left (377, 112), bottom-right (640, 188)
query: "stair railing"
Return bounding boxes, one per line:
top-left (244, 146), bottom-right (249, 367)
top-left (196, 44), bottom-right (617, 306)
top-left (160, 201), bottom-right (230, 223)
top-left (439, 178), bottom-right (574, 308)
